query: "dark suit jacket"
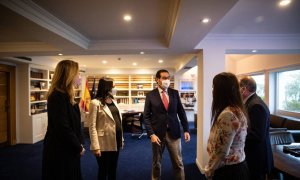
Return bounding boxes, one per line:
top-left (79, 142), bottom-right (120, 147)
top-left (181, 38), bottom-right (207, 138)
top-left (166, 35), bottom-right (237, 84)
top-left (143, 88), bottom-right (189, 140)
top-left (244, 93), bottom-right (274, 174)
top-left (42, 90), bottom-right (83, 180)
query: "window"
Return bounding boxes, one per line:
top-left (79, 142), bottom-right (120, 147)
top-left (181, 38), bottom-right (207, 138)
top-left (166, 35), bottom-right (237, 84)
top-left (251, 74), bottom-right (265, 100)
top-left (180, 80), bottom-right (194, 91)
top-left (277, 69), bottom-right (300, 113)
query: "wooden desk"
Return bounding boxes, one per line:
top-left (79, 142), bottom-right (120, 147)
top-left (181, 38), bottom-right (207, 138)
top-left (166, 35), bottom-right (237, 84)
top-left (272, 143), bottom-right (300, 178)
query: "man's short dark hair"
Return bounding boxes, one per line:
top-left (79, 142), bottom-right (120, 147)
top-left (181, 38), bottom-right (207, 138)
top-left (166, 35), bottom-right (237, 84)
top-left (155, 69), bottom-right (169, 79)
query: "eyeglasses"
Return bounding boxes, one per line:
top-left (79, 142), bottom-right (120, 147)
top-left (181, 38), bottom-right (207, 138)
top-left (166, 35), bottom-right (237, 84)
top-left (161, 76), bottom-right (170, 80)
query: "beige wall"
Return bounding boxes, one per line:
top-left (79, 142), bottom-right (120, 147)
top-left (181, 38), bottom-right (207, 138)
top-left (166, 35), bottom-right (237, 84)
top-left (227, 54), bottom-right (300, 74)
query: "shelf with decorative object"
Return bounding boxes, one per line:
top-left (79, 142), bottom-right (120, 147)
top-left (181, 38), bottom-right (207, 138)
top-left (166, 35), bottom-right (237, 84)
top-left (86, 74), bottom-right (174, 106)
top-left (30, 100), bottom-right (47, 104)
top-left (87, 75), bottom-right (130, 104)
top-left (18, 64), bottom-right (82, 144)
top-left (130, 75), bottom-right (153, 104)
top-left (179, 91), bottom-right (196, 110)
top-left (29, 68), bottom-right (50, 115)
top-left (16, 64), bottom-right (51, 143)
top-left (29, 67), bottom-right (51, 143)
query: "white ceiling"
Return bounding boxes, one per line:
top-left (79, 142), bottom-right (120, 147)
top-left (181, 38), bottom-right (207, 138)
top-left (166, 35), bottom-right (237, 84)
top-left (210, 0), bottom-right (300, 35)
top-left (0, 0), bottom-right (299, 70)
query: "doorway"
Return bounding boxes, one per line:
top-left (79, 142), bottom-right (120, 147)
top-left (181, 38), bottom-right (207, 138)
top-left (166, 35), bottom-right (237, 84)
top-left (0, 64), bottom-right (16, 146)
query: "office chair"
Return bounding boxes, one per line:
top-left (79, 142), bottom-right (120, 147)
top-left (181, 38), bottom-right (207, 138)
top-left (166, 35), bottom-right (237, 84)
top-left (269, 131), bottom-right (295, 145)
top-left (131, 113), bottom-right (147, 139)
top-left (269, 127), bottom-right (288, 132)
top-left (269, 131), bottom-right (295, 180)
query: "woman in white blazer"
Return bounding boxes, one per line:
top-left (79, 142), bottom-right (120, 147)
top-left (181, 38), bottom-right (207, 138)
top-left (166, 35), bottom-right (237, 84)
top-left (88, 77), bottom-right (123, 180)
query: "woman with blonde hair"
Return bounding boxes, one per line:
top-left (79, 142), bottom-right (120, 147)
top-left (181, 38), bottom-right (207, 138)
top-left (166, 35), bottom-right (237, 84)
top-left (42, 60), bottom-right (85, 180)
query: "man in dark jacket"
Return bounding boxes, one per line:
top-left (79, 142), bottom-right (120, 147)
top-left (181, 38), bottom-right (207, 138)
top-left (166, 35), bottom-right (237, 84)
top-left (240, 76), bottom-right (274, 180)
top-left (144, 69), bottom-right (190, 180)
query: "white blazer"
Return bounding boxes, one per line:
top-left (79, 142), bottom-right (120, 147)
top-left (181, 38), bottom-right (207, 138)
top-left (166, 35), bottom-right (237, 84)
top-left (88, 99), bottom-right (123, 151)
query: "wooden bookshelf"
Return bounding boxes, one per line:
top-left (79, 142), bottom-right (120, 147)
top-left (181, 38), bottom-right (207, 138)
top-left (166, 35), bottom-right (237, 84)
top-left (87, 75), bottom-right (174, 105)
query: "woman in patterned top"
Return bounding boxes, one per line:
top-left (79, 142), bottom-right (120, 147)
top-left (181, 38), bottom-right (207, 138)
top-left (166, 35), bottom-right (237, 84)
top-left (205, 72), bottom-right (250, 180)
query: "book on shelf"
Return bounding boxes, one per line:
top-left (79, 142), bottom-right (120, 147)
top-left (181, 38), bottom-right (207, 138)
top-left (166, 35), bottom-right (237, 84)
top-left (30, 71), bottom-right (44, 79)
top-left (117, 98), bottom-right (129, 104)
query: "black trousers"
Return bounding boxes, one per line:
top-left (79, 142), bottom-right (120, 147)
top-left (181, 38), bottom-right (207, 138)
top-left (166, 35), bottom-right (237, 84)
top-left (96, 151), bottom-right (119, 180)
top-left (213, 160), bottom-right (250, 180)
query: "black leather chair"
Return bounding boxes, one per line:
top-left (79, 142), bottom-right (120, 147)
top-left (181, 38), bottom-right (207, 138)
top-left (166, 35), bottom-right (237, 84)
top-left (270, 131), bottom-right (295, 145)
top-left (131, 113), bottom-right (147, 139)
top-left (269, 131), bottom-right (295, 180)
top-left (269, 127), bottom-right (288, 132)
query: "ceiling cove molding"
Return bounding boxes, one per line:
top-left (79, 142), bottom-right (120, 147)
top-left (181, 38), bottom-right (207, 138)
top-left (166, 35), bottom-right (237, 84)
top-left (89, 39), bottom-right (167, 50)
top-left (0, 0), bottom-right (90, 49)
top-left (164, 0), bottom-right (181, 47)
top-left (205, 33), bottom-right (300, 40)
top-left (226, 49), bottom-right (300, 54)
top-left (174, 54), bottom-right (196, 72)
top-left (0, 42), bottom-right (59, 52)
top-left (0, 57), bottom-right (32, 64)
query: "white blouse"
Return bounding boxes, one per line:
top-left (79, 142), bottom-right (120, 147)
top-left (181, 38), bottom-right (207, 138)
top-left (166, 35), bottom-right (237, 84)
top-left (205, 106), bottom-right (248, 178)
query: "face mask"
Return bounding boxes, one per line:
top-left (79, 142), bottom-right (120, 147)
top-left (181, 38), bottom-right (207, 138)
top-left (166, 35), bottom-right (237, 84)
top-left (73, 74), bottom-right (82, 88)
top-left (161, 79), bottom-right (170, 89)
top-left (111, 88), bottom-right (117, 96)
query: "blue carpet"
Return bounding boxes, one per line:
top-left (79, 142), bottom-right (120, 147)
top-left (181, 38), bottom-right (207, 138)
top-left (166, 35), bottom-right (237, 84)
top-left (0, 129), bottom-right (205, 180)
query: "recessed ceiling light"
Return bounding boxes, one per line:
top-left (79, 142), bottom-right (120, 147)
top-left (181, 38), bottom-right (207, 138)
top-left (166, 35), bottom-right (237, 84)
top-left (58, 53), bottom-right (63, 56)
top-left (202, 18), bottom-right (211, 23)
top-left (123, 15), bottom-right (132, 21)
top-left (140, 51), bottom-right (144, 54)
top-left (102, 60), bottom-right (107, 64)
top-left (252, 50), bottom-right (257, 53)
top-left (279, 0), bottom-right (291, 6)
top-left (158, 59), bottom-right (164, 63)
top-left (132, 62), bottom-right (137, 66)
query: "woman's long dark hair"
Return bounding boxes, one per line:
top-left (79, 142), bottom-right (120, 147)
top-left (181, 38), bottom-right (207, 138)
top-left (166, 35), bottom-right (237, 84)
top-left (95, 77), bottom-right (114, 105)
top-left (211, 72), bottom-right (245, 126)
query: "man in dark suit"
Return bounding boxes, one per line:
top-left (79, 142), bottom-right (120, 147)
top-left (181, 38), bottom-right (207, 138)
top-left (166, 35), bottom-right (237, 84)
top-left (240, 76), bottom-right (274, 180)
top-left (144, 69), bottom-right (190, 180)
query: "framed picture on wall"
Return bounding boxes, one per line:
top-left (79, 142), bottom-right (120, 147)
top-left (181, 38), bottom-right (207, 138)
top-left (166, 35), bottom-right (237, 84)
top-left (180, 80), bottom-right (194, 91)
